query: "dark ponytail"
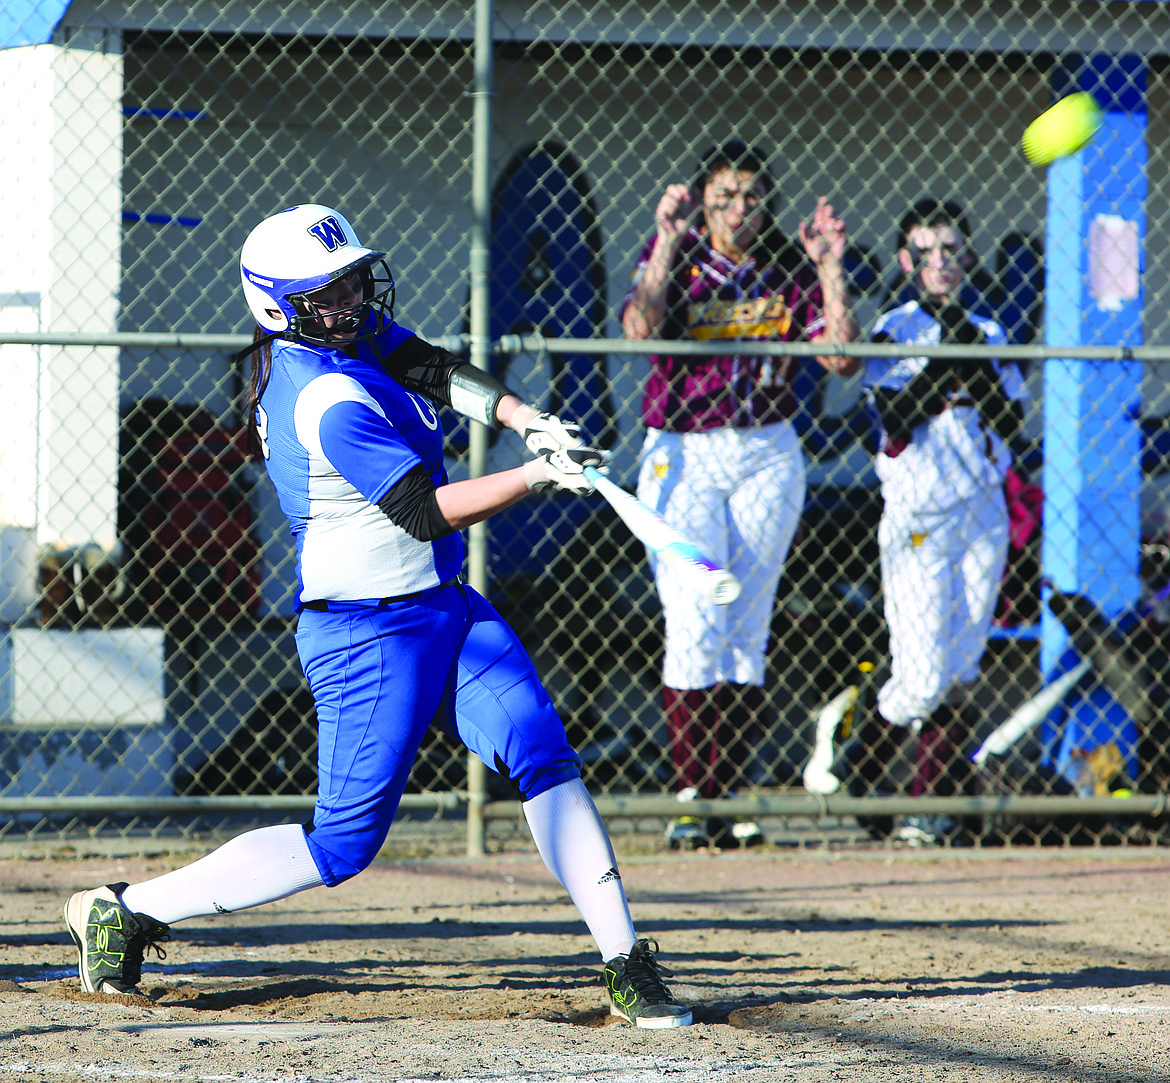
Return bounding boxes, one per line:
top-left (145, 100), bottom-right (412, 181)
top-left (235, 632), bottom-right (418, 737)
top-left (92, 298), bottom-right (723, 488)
top-left (244, 325), bottom-right (273, 461)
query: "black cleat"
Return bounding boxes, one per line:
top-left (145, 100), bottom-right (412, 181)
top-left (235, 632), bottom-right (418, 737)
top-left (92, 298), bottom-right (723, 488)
top-left (64, 882), bottom-right (170, 995)
top-left (603, 938), bottom-right (693, 1028)
top-left (664, 815), bottom-right (708, 850)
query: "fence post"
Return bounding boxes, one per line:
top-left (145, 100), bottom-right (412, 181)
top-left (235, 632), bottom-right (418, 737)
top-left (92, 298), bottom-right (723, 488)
top-left (465, 0), bottom-right (495, 859)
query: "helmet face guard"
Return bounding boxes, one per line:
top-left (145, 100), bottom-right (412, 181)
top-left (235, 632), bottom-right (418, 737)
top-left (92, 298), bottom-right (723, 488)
top-left (286, 254), bottom-right (396, 346)
top-left (239, 204), bottom-right (396, 347)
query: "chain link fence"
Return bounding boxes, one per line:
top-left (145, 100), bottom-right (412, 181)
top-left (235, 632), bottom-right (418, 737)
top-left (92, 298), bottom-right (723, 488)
top-left (2, 0), bottom-right (1170, 848)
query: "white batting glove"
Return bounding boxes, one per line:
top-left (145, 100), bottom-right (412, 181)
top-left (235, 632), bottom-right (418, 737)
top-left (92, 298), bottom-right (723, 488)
top-left (510, 403), bottom-right (586, 455)
top-left (523, 447), bottom-right (607, 495)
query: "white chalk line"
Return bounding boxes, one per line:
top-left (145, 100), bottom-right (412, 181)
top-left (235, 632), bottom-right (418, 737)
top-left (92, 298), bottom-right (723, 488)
top-left (0, 1061), bottom-right (816, 1083)
top-left (1017, 1002), bottom-right (1170, 1015)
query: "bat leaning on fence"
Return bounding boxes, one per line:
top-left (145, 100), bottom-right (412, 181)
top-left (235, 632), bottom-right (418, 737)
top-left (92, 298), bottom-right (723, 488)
top-left (969, 657), bottom-right (1092, 765)
top-left (968, 594), bottom-right (1160, 762)
top-left (802, 661), bottom-right (881, 796)
top-left (1046, 589), bottom-right (1156, 725)
top-left (806, 661), bottom-right (1092, 790)
top-left (583, 467), bottom-right (742, 606)
top-left (973, 589), bottom-right (1159, 764)
top-left (805, 588), bottom-right (1158, 790)
top-left (802, 685), bottom-right (860, 795)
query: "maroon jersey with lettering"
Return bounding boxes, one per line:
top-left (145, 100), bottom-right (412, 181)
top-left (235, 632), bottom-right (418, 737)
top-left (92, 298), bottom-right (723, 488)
top-left (622, 230), bottom-right (826, 432)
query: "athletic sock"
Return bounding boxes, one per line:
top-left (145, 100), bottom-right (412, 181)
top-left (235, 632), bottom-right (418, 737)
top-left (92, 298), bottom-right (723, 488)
top-left (118, 823), bottom-right (325, 924)
top-left (663, 685), bottom-right (721, 797)
top-left (523, 777), bottom-right (637, 962)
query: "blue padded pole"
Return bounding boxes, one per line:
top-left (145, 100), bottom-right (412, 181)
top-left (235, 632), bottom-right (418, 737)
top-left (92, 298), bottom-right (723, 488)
top-left (1039, 55), bottom-right (1146, 769)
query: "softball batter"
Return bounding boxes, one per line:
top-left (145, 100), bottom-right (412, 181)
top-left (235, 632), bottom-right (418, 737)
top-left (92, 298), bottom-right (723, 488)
top-left (622, 142), bottom-right (860, 849)
top-left (64, 204), bottom-right (691, 1028)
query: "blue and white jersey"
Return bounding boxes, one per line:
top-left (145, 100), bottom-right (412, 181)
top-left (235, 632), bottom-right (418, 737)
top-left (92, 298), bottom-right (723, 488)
top-left (866, 300), bottom-right (1019, 392)
top-left (256, 322), bottom-right (463, 606)
top-left (865, 300), bottom-right (1029, 512)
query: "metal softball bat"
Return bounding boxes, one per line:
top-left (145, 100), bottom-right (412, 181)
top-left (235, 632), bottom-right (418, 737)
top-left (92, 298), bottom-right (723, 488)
top-left (584, 467), bottom-right (742, 606)
top-left (970, 658), bottom-right (1091, 765)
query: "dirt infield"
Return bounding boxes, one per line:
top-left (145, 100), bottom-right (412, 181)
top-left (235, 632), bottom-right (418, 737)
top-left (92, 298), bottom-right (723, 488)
top-left (2, 836), bottom-right (1169, 1082)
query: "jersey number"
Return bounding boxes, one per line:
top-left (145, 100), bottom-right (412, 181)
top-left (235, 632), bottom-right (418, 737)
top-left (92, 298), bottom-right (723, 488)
top-left (255, 403), bottom-right (271, 459)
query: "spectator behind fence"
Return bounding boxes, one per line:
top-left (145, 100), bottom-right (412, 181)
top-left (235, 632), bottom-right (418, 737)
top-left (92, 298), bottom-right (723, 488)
top-left (879, 214), bottom-right (1044, 347)
top-left (63, 203), bottom-right (693, 1030)
top-left (830, 198), bottom-right (1030, 846)
top-left (621, 141), bottom-right (860, 851)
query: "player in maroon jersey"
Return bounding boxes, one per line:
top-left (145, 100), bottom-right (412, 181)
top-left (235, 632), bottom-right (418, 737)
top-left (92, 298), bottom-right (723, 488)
top-left (622, 142), bottom-right (860, 849)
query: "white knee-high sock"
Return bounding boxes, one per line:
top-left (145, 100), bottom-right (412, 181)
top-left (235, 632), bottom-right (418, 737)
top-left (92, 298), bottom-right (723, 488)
top-left (523, 778), bottom-right (637, 962)
top-left (119, 824), bottom-right (325, 924)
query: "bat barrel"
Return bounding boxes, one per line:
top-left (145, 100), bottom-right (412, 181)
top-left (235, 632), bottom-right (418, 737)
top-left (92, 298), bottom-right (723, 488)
top-left (706, 570), bottom-right (742, 606)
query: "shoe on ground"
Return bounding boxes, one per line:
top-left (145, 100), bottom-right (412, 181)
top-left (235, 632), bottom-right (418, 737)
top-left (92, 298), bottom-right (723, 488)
top-left (64, 882), bottom-right (171, 994)
top-left (665, 816), bottom-right (708, 850)
top-left (707, 817), bottom-right (765, 850)
top-left (731, 817), bottom-right (764, 846)
top-left (603, 938), bottom-right (693, 1028)
top-left (892, 814), bottom-right (958, 848)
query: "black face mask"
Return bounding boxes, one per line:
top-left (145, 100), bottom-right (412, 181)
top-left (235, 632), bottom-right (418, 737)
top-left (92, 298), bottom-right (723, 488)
top-left (286, 259), bottom-right (397, 347)
top-left (332, 309), bottom-right (363, 334)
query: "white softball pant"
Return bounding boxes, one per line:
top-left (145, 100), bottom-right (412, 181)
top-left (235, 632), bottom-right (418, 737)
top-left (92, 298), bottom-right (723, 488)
top-left (636, 421), bottom-right (805, 690)
top-left (876, 486), bottom-right (1009, 728)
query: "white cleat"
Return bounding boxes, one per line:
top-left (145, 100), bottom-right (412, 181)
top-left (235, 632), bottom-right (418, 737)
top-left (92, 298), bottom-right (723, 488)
top-left (803, 685), bottom-right (859, 795)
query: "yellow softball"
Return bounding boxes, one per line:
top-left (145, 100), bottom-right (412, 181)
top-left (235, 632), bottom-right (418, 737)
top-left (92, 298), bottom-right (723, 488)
top-left (1022, 92), bottom-right (1103, 167)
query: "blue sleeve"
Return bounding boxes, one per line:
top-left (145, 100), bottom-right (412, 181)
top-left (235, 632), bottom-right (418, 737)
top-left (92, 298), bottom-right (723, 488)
top-left (319, 399), bottom-right (419, 503)
top-left (293, 372), bottom-right (420, 504)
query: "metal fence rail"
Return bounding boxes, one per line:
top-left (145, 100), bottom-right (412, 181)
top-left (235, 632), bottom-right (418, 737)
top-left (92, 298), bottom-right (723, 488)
top-left (2, 0), bottom-right (1170, 851)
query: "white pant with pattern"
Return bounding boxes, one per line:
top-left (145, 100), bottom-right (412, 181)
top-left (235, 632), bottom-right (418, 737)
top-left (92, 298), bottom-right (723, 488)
top-left (636, 421), bottom-right (805, 690)
top-left (876, 486), bottom-right (1008, 727)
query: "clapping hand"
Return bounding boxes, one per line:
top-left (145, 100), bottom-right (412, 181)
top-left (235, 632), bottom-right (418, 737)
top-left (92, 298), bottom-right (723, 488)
top-left (655, 183), bottom-right (698, 243)
top-left (798, 196), bottom-right (848, 266)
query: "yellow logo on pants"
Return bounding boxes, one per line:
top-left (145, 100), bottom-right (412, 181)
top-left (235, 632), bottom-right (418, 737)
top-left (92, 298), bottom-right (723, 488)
top-left (910, 532), bottom-right (928, 547)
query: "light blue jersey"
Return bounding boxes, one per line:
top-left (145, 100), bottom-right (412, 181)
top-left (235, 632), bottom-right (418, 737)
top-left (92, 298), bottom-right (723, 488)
top-left (256, 322), bottom-right (463, 607)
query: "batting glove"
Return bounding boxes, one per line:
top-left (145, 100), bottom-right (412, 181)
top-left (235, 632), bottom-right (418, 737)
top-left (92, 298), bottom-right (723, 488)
top-left (510, 403), bottom-right (586, 455)
top-left (523, 447), bottom-right (607, 495)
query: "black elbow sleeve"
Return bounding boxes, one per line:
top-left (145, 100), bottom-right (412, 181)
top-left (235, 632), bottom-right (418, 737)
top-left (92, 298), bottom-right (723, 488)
top-left (376, 465), bottom-right (455, 541)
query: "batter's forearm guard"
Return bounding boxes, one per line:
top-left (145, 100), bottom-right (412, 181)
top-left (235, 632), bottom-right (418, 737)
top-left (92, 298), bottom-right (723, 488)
top-left (446, 364), bottom-right (512, 429)
top-left (386, 335), bottom-right (514, 428)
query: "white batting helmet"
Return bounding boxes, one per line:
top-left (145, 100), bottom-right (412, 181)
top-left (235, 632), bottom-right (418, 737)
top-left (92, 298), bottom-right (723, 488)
top-left (239, 204), bottom-right (395, 344)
